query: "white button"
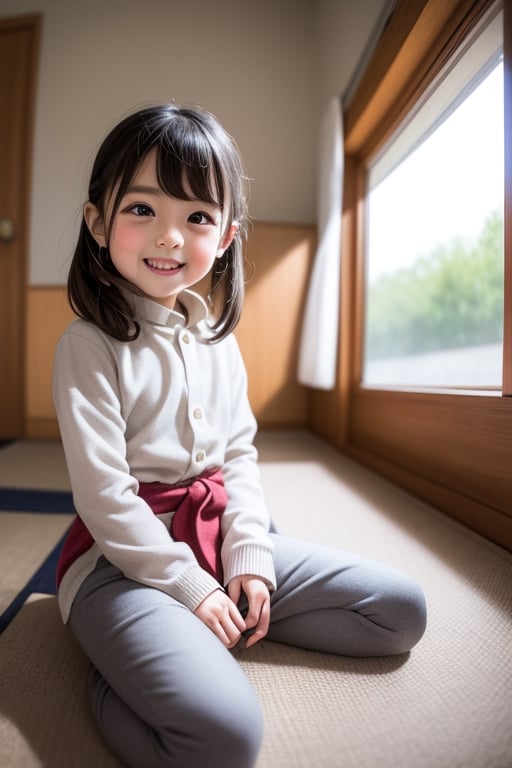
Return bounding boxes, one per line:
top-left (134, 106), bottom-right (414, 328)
top-left (182, 333), bottom-right (191, 344)
top-left (195, 451), bottom-right (205, 462)
top-left (193, 408), bottom-right (202, 419)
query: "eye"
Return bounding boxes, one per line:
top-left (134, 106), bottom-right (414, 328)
top-left (188, 211), bottom-right (215, 225)
top-left (128, 203), bottom-right (154, 217)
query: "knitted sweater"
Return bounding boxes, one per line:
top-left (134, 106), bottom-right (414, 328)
top-left (52, 290), bottom-right (276, 623)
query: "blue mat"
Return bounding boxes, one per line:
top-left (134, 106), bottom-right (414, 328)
top-left (0, 487), bottom-right (75, 515)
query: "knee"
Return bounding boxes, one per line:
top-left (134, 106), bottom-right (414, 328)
top-left (385, 573), bottom-right (427, 655)
top-left (163, 676), bottom-right (264, 768)
top-left (197, 696), bottom-right (263, 768)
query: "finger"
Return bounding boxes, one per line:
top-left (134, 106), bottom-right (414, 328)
top-left (244, 600), bottom-right (260, 629)
top-left (228, 601), bottom-right (247, 634)
top-left (227, 579), bottom-right (241, 606)
top-left (245, 598), bottom-right (270, 648)
top-left (217, 613), bottom-right (245, 648)
top-left (206, 607), bottom-right (243, 648)
top-left (245, 591), bottom-right (267, 629)
top-left (210, 620), bottom-right (237, 648)
top-left (195, 592), bottom-right (245, 647)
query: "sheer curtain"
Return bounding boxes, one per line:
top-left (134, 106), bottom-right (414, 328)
top-left (298, 96), bottom-right (343, 389)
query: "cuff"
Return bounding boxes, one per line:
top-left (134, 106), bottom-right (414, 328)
top-left (223, 543), bottom-right (276, 590)
top-left (170, 565), bottom-right (223, 611)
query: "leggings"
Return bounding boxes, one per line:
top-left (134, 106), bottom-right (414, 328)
top-left (68, 534), bottom-right (427, 768)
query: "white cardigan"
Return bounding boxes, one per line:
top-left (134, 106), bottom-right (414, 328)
top-left (53, 290), bottom-right (275, 623)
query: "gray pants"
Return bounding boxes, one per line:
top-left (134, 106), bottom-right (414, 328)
top-left (69, 534), bottom-right (426, 768)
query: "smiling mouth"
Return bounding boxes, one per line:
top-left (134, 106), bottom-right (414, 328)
top-left (144, 259), bottom-right (184, 273)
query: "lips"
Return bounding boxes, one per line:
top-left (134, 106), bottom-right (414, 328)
top-left (144, 258), bottom-right (183, 272)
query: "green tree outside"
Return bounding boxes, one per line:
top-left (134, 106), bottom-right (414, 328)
top-left (365, 210), bottom-right (504, 360)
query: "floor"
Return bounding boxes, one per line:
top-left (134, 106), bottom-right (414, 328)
top-left (0, 431), bottom-right (511, 768)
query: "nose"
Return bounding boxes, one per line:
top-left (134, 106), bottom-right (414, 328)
top-left (157, 223), bottom-right (184, 249)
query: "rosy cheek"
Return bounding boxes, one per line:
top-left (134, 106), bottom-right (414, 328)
top-left (198, 239), bottom-right (220, 265)
top-left (111, 221), bottom-right (145, 251)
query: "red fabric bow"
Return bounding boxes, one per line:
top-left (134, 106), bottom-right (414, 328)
top-left (138, 470), bottom-right (226, 583)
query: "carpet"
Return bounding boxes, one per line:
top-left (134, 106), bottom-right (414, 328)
top-left (0, 440), bottom-right (74, 632)
top-left (0, 432), bottom-right (511, 768)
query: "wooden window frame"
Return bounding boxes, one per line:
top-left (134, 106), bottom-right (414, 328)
top-left (311, 0), bottom-right (512, 552)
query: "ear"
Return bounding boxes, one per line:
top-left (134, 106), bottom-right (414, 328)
top-left (216, 222), bottom-right (239, 257)
top-left (83, 202), bottom-right (107, 247)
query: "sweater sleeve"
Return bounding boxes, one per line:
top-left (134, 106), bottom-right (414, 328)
top-left (219, 337), bottom-right (276, 590)
top-left (53, 325), bottom-right (220, 611)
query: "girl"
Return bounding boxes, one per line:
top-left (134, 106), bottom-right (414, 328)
top-left (53, 104), bottom-right (426, 768)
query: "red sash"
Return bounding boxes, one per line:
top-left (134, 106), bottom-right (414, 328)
top-left (56, 470), bottom-right (226, 587)
top-left (138, 470), bottom-right (226, 582)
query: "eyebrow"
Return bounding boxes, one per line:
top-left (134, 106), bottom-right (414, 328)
top-left (124, 184), bottom-right (221, 208)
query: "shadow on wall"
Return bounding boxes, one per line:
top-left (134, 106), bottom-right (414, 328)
top-left (235, 221), bottom-right (316, 427)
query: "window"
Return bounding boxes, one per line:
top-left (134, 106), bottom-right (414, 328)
top-left (364, 35), bottom-right (503, 389)
top-left (311, 0), bottom-right (512, 552)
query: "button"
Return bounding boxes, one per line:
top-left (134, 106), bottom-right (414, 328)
top-left (182, 333), bottom-right (191, 344)
top-left (195, 451), bottom-right (205, 462)
top-left (193, 408), bottom-right (202, 419)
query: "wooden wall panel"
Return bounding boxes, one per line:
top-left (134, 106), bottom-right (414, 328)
top-left (25, 286), bottom-right (73, 438)
top-left (24, 221), bottom-right (316, 439)
top-left (347, 388), bottom-right (512, 551)
top-left (236, 221), bottom-right (315, 428)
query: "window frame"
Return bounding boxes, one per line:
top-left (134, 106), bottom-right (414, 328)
top-left (314, 0), bottom-right (512, 551)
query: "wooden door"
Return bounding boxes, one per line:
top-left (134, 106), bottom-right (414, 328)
top-left (0, 15), bottom-right (39, 438)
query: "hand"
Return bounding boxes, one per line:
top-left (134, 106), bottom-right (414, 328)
top-left (193, 589), bottom-right (246, 649)
top-left (228, 576), bottom-right (271, 648)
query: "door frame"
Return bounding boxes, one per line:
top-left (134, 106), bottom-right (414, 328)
top-left (0, 14), bottom-right (40, 437)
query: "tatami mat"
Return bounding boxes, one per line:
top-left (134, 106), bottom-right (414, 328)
top-left (0, 440), bottom-right (70, 490)
top-left (0, 431), bottom-right (511, 768)
top-left (0, 594), bottom-right (121, 768)
top-left (0, 512), bottom-right (71, 615)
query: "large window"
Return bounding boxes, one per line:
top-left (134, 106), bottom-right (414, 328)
top-left (312, 0), bottom-right (512, 552)
top-left (364, 28), bottom-right (503, 389)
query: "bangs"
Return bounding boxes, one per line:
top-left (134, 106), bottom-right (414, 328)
top-left (154, 119), bottom-right (225, 208)
top-left (99, 105), bottom-right (239, 244)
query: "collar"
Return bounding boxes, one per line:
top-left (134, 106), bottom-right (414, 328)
top-left (131, 290), bottom-right (209, 329)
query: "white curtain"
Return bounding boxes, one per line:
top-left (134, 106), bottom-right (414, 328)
top-left (298, 96), bottom-right (343, 389)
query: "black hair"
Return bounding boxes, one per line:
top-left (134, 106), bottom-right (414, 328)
top-left (67, 104), bottom-right (248, 342)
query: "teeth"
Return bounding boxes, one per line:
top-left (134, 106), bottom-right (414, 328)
top-left (146, 259), bottom-right (180, 271)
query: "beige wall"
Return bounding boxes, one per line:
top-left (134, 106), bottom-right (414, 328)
top-left (313, 0), bottom-right (390, 113)
top-left (1, 0), bottom-right (318, 285)
top-left (0, 0), bottom-right (387, 287)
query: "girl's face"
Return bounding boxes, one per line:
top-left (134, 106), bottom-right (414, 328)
top-left (85, 149), bottom-right (237, 310)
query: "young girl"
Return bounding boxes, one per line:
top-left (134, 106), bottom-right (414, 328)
top-left (53, 104), bottom-right (426, 768)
